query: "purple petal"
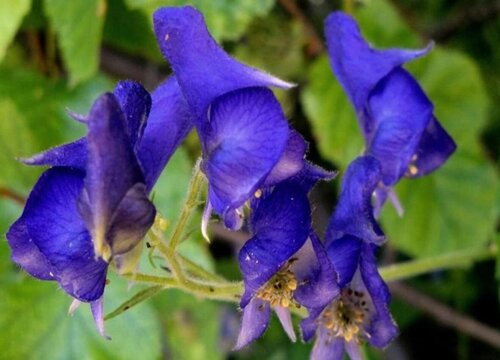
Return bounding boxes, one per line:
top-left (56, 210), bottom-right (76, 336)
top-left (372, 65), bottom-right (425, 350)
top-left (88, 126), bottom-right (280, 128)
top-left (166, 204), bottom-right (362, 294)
top-left (81, 93), bottom-right (145, 260)
top-left (409, 116), bottom-right (457, 178)
top-left (239, 183), bottom-right (311, 307)
top-left (262, 130), bottom-right (307, 187)
top-left (325, 11), bottom-right (432, 116)
top-left (106, 183), bottom-right (156, 255)
top-left (344, 340), bottom-right (363, 360)
top-left (23, 168), bottom-right (108, 302)
top-left (153, 6), bottom-right (293, 118)
top-left (234, 298), bottom-right (271, 350)
top-left (359, 244), bottom-right (398, 348)
top-left (113, 80), bottom-right (151, 148)
top-left (274, 306), bottom-right (296, 342)
top-left (91, 297), bottom-right (111, 339)
top-left (201, 87), bottom-right (289, 229)
top-left (325, 156), bottom-right (384, 245)
top-left (137, 76), bottom-right (195, 191)
top-left (300, 306), bottom-right (325, 342)
top-left (21, 138), bottom-right (88, 170)
top-left (294, 233), bottom-right (339, 309)
top-left (6, 218), bottom-right (55, 280)
top-left (366, 68), bottom-right (433, 185)
top-left (311, 328), bottom-right (344, 360)
top-left (326, 235), bottom-right (362, 287)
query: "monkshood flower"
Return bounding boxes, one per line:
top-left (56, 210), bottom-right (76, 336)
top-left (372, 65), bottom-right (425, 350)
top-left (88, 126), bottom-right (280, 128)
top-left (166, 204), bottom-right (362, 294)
top-left (7, 78), bottom-right (193, 336)
top-left (325, 11), bottom-right (456, 215)
top-left (235, 165), bottom-right (336, 349)
top-left (299, 156), bottom-right (397, 360)
top-left (153, 6), bottom-right (304, 231)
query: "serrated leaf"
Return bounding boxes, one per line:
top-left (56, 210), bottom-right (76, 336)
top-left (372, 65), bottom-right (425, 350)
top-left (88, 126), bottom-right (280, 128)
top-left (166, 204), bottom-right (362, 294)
top-left (0, 274), bottom-right (162, 360)
top-left (44, 0), bottom-right (106, 85)
top-left (0, 0), bottom-right (31, 61)
top-left (380, 151), bottom-right (498, 257)
top-left (125, 0), bottom-right (276, 41)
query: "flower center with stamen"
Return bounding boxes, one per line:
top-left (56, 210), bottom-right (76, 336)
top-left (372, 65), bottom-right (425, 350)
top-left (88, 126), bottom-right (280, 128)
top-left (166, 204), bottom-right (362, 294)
top-left (406, 154), bottom-right (419, 176)
top-left (320, 288), bottom-right (370, 343)
top-left (256, 266), bottom-right (298, 308)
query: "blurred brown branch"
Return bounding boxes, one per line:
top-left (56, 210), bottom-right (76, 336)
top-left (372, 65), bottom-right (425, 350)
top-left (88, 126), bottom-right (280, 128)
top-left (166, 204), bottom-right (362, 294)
top-left (391, 282), bottom-right (500, 350)
top-left (0, 187), bottom-right (26, 205)
top-left (277, 0), bottom-right (324, 57)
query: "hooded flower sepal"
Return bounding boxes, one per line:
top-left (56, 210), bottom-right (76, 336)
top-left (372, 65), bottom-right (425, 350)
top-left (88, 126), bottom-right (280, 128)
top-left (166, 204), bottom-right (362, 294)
top-left (325, 11), bottom-right (456, 212)
top-left (235, 182), bottom-right (312, 349)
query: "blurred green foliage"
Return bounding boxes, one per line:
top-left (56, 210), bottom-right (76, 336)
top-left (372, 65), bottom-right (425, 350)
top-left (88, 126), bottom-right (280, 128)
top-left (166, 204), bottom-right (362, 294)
top-left (0, 0), bottom-right (498, 359)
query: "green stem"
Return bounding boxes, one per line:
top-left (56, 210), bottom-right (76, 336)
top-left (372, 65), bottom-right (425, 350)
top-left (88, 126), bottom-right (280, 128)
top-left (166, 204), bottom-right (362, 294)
top-left (110, 245), bottom-right (496, 321)
top-left (380, 244), bottom-right (497, 282)
top-left (343, 0), bottom-right (354, 14)
top-left (168, 159), bottom-right (204, 251)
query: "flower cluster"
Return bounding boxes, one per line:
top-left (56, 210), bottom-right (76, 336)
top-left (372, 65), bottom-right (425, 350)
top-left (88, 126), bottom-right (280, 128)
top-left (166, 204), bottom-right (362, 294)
top-left (6, 6), bottom-right (455, 359)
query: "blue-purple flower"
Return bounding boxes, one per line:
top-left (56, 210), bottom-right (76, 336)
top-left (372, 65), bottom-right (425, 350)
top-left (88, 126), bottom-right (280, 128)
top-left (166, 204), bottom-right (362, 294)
top-left (299, 156), bottom-right (397, 359)
top-left (153, 6), bottom-right (306, 231)
top-left (325, 11), bottom-right (456, 214)
top-left (7, 78), bottom-right (193, 335)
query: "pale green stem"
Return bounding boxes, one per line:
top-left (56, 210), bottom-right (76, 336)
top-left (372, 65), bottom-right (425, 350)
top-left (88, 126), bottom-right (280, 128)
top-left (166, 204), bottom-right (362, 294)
top-left (380, 244), bottom-right (497, 282)
top-left (110, 245), bottom-right (496, 321)
top-left (167, 159), bottom-right (204, 251)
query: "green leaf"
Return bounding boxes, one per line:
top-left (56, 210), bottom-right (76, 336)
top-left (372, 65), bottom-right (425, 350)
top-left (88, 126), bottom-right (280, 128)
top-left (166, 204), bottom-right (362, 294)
top-left (301, 54), bottom-right (363, 170)
top-left (0, 0), bottom-right (31, 62)
top-left (153, 290), bottom-right (224, 360)
top-left (0, 67), bottom-right (111, 192)
top-left (44, 0), bottom-right (106, 85)
top-left (124, 0), bottom-right (276, 41)
top-left (103, 0), bottom-right (163, 61)
top-left (380, 152), bottom-right (498, 257)
top-left (0, 274), bottom-right (162, 360)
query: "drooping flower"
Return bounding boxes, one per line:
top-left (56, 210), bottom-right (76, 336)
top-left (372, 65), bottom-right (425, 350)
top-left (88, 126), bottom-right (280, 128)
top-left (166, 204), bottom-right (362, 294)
top-left (153, 6), bottom-right (305, 231)
top-left (298, 156), bottom-right (397, 359)
top-left (325, 11), bottom-right (456, 215)
top-left (235, 164), bottom-right (336, 349)
top-left (7, 78), bottom-right (193, 335)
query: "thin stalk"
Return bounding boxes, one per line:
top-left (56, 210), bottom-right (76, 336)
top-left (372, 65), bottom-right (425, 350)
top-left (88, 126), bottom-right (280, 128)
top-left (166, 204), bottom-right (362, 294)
top-left (380, 244), bottom-right (497, 282)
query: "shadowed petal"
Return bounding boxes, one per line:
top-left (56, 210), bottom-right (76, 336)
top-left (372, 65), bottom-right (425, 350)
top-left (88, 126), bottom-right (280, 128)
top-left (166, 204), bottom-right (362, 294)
top-left (311, 328), bottom-right (344, 360)
top-left (325, 11), bottom-right (432, 114)
top-left (367, 68), bottom-right (433, 185)
top-left (234, 298), bottom-right (271, 350)
top-left (345, 340), bottom-right (363, 360)
top-left (325, 156), bottom-right (384, 246)
top-left (201, 87), bottom-right (289, 229)
top-left (113, 80), bottom-right (151, 148)
top-left (137, 76), bottom-right (195, 191)
top-left (239, 183), bottom-right (311, 307)
top-left (326, 235), bottom-right (362, 287)
top-left (294, 233), bottom-right (339, 309)
top-left (409, 116), bottom-right (457, 178)
top-left (23, 168), bottom-right (107, 302)
top-left (300, 306), bottom-right (325, 342)
top-left (106, 183), bottom-right (156, 255)
top-left (153, 6), bottom-right (293, 118)
top-left (262, 130), bottom-right (307, 187)
top-left (359, 244), bottom-right (398, 347)
top-left (6, 218), bottom-right (55, 280)
top-left (81, 93), bottom-right (145, 260)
